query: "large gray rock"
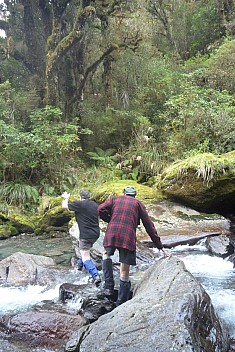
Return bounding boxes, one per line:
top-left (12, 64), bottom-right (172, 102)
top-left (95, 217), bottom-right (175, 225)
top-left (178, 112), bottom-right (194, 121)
top-left (65, 256), bottom-right (229, 352)
top-left (0, 252), bottom-right (67, 286)
top-left (205, 235), bottom-right (230, 256)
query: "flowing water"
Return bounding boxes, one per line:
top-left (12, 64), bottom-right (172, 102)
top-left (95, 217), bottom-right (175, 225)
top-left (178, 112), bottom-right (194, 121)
top-left (170, 240), bottom-right (235, 339)
top-left (0, 236), bottom-right (235, 351)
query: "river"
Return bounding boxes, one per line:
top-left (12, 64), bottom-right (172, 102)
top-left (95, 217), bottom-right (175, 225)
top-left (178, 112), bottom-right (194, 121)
top-left (0, 235), bottom-right (234, 351)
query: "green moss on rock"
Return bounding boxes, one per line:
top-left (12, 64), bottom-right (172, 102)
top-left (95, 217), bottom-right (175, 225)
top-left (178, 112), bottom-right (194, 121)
top-left (35, 206), bottom-right (72, 235)
top-left (8, 213), bottom-right (36, 233)
top-left (0, 224), bottom-right (18, 238)
top-left (158, 151), bottom-right (235, 211)
top-left (92, 179), bottom-right (162, 204)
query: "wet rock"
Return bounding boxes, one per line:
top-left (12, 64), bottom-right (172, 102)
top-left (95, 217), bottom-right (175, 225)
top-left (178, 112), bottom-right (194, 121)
top-left (138, 200), bottom-right (231, 248)
top-left (0, 252), bottom-right (68, 287)
top-left (79, 291), bottom-right (118, 322)
top-left (65, 256), bottom-right (229, 352)
top-left (205, 235), bottom-right (230, 256)
top-left (58, 283), bottom-right (118, 322)
top-left (59, 282), bottom-right (87, 303)
top-left (0, 310), bottom-right (87, 350)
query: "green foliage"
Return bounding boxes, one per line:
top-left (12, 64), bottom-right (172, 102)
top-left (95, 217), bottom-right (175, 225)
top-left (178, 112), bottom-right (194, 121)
top-left (0, 0), bottom-right (235, 212)
top-left (81, 107), bottom-right (139, 151)
top-left (115, 116), bottom-right (168, 180)
top-left (0, 103), bottom-right (82, 196)
top-left (0, 58), bottom-right (32, 90)
top-left (160, 83), bottom-right (235, 158)
top-left (0, 182), bottom-right (39, 207)
top-left (132, 53), bottom-right (181, 117)
top-left (148, 0), bottom-right (224, 59)
top-left (87, 147), bottom-right (116, 168)
top-left (188, 0), bottom-right (223, 55)
top-left (159, 151), bottom-right (235, 186)
top-left (203, 39), bottom-right (235, 94)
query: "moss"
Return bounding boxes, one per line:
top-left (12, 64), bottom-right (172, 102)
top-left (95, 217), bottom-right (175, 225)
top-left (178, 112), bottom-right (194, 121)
top-left (8, 213), bottom-right (36, 233)
top-left (35, 205), bottom-right (72, 235)
top-left (0, 224), bottom-right (18, 238)
top-left (159, 152), bottom-right (235, 187)
top-left (157, 151), bottom-right (235, 211)
top-left (92, 179), bottom-right (162, 204)
top-left (175, 211), bottom-right (222, 221)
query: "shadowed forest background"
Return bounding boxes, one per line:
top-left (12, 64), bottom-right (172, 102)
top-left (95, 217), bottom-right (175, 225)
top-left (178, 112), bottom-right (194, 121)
top-left (0, 0), bottom-right (235, 211)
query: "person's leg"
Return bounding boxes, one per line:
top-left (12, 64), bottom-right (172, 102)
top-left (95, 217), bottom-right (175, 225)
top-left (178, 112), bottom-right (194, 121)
top-left (116, 262), bottom-right (131, 306)
top-left (116, 249), bottom-right (136, 306)
top-left (120, 263), bottom-right (130, 281)
top-left (80, 249), bottom-right (91, 262)
top-left (102, 247), bottom-right (115, 295)
top-left (80, 240), bottom-right (100, 286)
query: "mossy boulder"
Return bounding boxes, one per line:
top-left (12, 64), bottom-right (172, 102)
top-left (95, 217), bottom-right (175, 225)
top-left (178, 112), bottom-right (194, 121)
top-left (0, 211), bottom-right (36, 238)
top-left (157, 151), bottom-right (235, 213)
top-left (0, 224), bottom-right (18, 239)
top-left (7, 213), bottom-right (36, 233)
top-left (91, 179), bottom-right (162, 204)
top-left (37, 196), bottom-right (65, 214)
top-left (35, 206), bottom-right (72, 235)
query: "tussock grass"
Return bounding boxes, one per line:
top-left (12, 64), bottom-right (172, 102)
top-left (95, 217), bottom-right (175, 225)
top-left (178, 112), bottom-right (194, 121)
top-left (160, 151), bottom-right (235, 185)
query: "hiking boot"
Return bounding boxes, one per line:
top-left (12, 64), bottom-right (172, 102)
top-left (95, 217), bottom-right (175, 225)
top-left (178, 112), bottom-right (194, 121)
top-left (103, 288), bottom-right (114, 296)
top-left (116, 280), bottom-right (131, 306)
top-left (77, 258), bottom-right (83, 271)
top-left (77, 263), bottom-right (83, 271)
top-left (93, 275), bottom-right (101, 287)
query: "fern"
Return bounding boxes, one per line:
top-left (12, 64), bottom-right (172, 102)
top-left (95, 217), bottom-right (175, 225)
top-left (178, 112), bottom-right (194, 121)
top-left (87, 147), bottom-right (116, 167)
top-left (0, 182), bottom-right (39, 206)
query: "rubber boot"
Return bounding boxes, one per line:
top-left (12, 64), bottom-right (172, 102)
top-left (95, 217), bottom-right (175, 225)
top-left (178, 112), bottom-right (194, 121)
top-left (116, 280), bottom-right (131, 306)
top-left (102, 258), bottom-right (114, 295)
top-left (77, 257), bottom-right (83, 271)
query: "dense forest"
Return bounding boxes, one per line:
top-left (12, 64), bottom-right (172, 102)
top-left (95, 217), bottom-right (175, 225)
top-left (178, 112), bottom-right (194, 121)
top-left (0, 0), bottom-right (235, 211)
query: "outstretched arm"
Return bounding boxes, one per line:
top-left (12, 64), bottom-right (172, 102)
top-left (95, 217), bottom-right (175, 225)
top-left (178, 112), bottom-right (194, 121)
top-left (61, 191), bottom-right (70, 209)
top-left (139, 202), bottom-right (169, 257)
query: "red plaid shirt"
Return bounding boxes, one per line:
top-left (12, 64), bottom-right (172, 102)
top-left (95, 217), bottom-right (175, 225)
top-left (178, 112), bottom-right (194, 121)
top-left (98, 195), bottom-right (163, 251)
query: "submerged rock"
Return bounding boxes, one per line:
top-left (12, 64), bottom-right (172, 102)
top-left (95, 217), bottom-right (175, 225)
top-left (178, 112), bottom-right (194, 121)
top-left (1, 310), bottom-right (87, 350)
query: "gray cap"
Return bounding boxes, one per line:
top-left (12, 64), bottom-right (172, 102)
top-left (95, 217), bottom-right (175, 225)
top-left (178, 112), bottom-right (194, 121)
top-left (79, 189), bottom-right (91, 199)
top-left (123, 186), bottom-right (137, 196)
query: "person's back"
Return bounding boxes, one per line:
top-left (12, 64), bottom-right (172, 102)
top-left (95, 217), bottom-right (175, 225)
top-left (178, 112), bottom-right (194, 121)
top-left (102, 195), bottom-right (140, 251)
top-left (69, 198), bottom-right (100, 240)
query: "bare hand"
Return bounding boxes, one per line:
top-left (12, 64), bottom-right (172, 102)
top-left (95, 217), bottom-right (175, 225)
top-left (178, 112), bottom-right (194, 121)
top-left (61, 191), bottom-right (70, 199)
top-left (162, 248), bottom-right (170, 257)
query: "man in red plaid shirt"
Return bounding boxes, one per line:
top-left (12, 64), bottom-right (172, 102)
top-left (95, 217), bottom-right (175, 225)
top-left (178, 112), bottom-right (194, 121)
top-left (98, 186), bottom-right (168, 306)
